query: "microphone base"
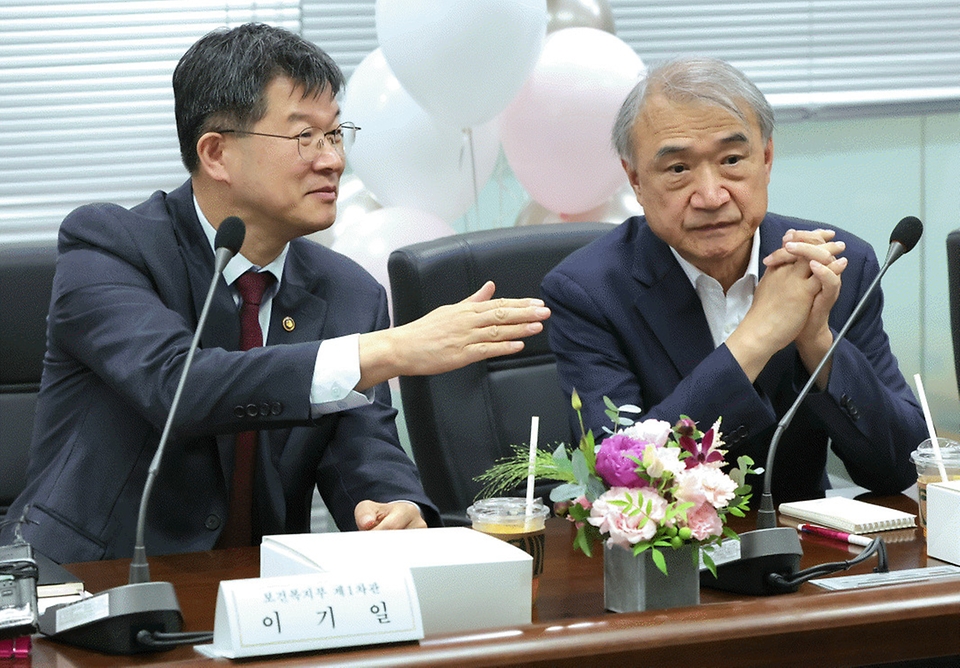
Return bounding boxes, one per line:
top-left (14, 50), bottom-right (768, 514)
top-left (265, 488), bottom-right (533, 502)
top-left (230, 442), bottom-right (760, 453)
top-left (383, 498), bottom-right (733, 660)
top-left (39, 581), bottom-right (182, 655)
top-left (701, 527), bottom-right (803, 596)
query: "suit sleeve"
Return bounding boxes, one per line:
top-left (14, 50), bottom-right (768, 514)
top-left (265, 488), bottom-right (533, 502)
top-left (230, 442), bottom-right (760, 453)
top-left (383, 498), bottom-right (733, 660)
top-left (50, 210), bottom-right (321, 440)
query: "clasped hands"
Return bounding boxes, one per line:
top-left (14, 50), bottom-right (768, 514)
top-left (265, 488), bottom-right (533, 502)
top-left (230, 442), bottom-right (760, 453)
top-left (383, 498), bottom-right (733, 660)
top-left (729, 228), bottom-right (847, 385)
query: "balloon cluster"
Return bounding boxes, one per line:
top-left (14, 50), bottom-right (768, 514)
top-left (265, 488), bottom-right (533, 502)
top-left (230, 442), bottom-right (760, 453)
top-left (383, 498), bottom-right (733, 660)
top-left (328, 0), bottom-right (645, 317)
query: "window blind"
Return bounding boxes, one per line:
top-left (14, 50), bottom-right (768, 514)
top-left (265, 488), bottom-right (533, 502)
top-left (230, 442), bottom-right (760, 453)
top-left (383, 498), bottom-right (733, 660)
top-left (609, 0), bottom-right (960, 121)
top-left (4, 1), bottom-right (959, 241)
top-left (302, 0), bottom-right (377, 81)
top-left (0, 0), bottom-right (299, 242)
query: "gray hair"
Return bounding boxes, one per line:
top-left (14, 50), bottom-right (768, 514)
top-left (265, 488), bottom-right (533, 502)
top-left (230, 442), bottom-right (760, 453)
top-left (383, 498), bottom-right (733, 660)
top-left (612, 57), bottom-right (774, 169)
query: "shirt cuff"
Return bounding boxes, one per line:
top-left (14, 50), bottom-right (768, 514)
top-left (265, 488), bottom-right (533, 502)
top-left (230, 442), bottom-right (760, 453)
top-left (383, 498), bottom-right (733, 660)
top-left (309, 334), bottom-right (375, 416)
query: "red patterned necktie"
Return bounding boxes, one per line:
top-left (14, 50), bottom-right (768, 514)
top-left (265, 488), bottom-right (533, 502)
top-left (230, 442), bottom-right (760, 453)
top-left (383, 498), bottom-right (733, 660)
top-left (218, 270), bottom-right (274, 548)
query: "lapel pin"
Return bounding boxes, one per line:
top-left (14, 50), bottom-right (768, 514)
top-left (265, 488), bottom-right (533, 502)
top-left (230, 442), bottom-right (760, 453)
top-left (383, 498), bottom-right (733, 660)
top-left (282, 316), bottom-right (295, 332)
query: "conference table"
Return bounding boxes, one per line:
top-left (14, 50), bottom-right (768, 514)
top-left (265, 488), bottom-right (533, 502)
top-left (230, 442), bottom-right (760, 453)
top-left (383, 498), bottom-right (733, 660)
top-left (29, 493), bottom-right (960, 667)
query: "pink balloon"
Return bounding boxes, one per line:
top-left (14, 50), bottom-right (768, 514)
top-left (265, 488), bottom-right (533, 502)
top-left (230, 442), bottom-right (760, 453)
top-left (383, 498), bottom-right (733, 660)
top-left (330, 206), bottom-right (456, 323)
top-left (515, 183), bottom-right (642, 226)
top-left (501, 27), bottom-right (645, 216)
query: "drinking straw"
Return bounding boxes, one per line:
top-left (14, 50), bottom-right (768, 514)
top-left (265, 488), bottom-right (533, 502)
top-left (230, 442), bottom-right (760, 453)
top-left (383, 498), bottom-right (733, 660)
top-left (526, 416), bottom-right (539, 523)
top-left (913, 373), bottom-right (947, 482)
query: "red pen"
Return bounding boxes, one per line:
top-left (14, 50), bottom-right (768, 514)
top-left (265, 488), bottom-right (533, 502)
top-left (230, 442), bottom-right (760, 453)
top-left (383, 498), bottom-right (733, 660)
top-left (797, 523), bottom-right (873, 547)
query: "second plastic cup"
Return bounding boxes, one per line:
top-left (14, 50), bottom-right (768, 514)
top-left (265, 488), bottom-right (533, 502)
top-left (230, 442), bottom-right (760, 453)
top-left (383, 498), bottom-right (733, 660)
top-left (910, 438), bottom-right (960, 536)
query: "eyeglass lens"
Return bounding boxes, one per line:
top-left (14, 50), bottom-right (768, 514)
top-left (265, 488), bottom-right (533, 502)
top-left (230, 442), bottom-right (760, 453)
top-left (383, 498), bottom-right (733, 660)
top-left (296, 125), bottom-right (357, 161)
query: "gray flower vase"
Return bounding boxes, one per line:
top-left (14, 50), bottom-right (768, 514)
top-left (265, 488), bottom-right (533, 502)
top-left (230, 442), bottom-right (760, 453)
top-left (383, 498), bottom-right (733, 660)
top-left (603, 541), bottom-right (701, 612)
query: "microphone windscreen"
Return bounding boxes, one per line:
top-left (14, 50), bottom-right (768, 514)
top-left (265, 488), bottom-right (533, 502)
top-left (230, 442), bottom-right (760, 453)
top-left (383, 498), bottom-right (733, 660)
top-left (215, 216), bottom-right (246, 255)
top-left (890, 216), bottom-right (923, 253)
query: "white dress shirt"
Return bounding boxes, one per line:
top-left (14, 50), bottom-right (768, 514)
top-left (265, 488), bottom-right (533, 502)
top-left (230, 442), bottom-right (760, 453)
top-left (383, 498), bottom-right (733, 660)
top-left (670, 228), bottom-right (761, 348)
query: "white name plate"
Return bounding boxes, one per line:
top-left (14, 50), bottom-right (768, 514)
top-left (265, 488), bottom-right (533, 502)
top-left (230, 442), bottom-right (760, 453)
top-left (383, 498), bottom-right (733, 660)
top-left (195, 568), bottom-right (423, 659)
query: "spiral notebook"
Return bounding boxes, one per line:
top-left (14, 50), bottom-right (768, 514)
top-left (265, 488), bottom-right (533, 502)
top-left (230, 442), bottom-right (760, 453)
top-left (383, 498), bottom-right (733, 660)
top-left (778, 497), bottom-right (916, 534)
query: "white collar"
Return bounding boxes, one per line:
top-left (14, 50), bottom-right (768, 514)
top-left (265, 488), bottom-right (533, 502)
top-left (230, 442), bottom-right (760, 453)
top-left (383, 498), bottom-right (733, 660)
top-left (194, 197), bottom-right (287, 287)
top-left (670, 226), bottom-right (761, 291)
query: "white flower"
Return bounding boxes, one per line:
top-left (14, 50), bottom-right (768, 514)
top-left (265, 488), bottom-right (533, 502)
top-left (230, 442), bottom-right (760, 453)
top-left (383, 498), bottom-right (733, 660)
top-left (642, 442), bottom-right (684, 479)
top-left (675, 464), bottom-right (737, 509)
top-left (621, 418), bottom-right (672, 448)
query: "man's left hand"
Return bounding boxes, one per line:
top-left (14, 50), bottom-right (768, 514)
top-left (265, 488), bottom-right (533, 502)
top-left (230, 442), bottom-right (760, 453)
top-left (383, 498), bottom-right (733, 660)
top-left (763, 228), bottom-right (848, 387)
top-left (355, 500), bottom-right (427, 530)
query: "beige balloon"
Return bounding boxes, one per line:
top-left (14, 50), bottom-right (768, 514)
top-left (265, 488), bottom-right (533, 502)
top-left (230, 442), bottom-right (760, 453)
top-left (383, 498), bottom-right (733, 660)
top-left (547, 0), bottom-right (616, 34)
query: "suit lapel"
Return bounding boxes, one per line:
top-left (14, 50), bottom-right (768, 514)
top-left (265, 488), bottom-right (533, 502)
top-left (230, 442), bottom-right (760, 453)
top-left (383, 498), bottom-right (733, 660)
top-left (631, 224), bottom-right (715, 378)
top-left (165, 183), bottom-right (241, 490)
top-left (166, 182), bottom-right (240, 353)
top-left (265, 243), bottom-right (329, 347)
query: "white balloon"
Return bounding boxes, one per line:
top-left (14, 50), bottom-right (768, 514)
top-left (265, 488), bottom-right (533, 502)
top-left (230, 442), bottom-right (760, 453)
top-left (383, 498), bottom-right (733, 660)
top-left (342, 49), bottom-right (501, 223)
top-left (330, 206), bottom-right (456, 321)
top-left (376, 0), bottom-right (548, 128)
top-left (501, 28), bottom-right (645, 216)
top-left (307, 173), bottom-right (381, 247)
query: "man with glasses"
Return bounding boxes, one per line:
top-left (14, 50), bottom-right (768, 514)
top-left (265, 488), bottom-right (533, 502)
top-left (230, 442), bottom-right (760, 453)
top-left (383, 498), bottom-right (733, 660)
top-left (1, 23), bottom-right (550, 564)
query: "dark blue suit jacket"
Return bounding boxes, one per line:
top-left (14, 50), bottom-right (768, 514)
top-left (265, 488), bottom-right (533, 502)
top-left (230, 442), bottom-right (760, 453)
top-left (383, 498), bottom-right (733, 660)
top-left (1, 180), bottom-right (439, 563)
top-left (542, 213), bottom-right (925, 503)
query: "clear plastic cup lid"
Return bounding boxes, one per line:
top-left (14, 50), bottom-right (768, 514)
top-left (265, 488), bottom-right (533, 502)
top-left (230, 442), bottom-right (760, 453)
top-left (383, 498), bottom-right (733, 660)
top-left (466, 497), bottom-right (550, 523)
top-left (910, 439), bottom-right (960, 464)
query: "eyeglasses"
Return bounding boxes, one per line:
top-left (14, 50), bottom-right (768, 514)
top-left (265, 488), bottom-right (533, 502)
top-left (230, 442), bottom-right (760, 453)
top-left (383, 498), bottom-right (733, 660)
top-left (217, 123), bottom-right (360, 161)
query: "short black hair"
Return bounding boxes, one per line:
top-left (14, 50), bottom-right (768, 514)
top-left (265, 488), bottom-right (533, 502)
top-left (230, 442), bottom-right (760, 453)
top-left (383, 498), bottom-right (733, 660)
top-left (173, 23), bottom-right (345, 173)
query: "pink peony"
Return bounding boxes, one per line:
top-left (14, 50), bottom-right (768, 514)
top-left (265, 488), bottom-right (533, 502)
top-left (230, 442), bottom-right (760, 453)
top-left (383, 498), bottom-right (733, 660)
top-left (588, 487), bottom-right (667, 548)
top-left (684, 501), bottom-right (723, 540)
top-left (595, 434), bottom-right (648, 487)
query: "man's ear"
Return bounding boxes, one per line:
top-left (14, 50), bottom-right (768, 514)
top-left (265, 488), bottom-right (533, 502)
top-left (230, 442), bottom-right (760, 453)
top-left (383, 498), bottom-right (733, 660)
top-left (196, 132), bottom-right (231, 183)
top-left (623, 158), bottom-right (643, 206)
top-left (763, 137), bottom-right (774, 183)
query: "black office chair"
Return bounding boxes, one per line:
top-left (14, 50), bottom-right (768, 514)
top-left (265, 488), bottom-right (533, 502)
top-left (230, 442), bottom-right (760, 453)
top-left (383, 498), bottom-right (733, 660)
top-left (948, 230), bottom-right (960, 402)
top-left (388, 222), bottom-right (615, 525)
top-left (0, 241), bottom-right (57, 520)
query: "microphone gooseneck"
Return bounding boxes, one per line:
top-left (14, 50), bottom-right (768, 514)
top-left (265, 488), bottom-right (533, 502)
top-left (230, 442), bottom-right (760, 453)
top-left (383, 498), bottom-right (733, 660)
top-left (756, 216), bottom-right (923, 529)
top-left (129, 216), bottom-right (246, 583)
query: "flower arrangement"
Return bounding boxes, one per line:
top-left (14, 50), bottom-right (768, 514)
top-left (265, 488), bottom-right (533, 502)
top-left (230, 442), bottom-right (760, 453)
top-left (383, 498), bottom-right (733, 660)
top-left (477, 390), bottom-right (757, 575)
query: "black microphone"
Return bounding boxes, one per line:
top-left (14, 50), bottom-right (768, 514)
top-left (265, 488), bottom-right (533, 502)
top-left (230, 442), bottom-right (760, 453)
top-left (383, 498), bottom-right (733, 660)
top-left (703, 216), bottom-right (923, 596)
top-left (38, 216), bottom-right (246, 654)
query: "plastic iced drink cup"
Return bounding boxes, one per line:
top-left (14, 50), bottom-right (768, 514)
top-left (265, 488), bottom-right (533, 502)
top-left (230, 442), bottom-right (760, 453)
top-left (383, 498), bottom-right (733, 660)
top-left (466, 497), bottom-right (550, 603)
top-left (910, 438), bottom-right (960, 536)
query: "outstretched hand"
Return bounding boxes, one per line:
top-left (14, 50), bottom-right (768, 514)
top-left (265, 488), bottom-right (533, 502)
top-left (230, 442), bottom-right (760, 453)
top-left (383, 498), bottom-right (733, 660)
top-left (357, 281), bottom-right (551, 390)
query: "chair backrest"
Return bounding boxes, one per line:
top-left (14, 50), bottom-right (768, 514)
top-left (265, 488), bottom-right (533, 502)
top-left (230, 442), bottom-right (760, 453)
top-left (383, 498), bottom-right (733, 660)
top-left (947, 230), bottom-right (960, 401)
top-left (0, 241), bottom-right (57, 518)
top-left (388, 222), bottom-right (615, 523)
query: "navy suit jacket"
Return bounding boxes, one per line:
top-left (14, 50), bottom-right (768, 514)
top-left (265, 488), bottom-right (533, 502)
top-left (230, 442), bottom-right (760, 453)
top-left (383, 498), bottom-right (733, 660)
top-left (542, 213), bottom-right (925, 503)
top-left (1, 180), bottom-right (439, 563)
